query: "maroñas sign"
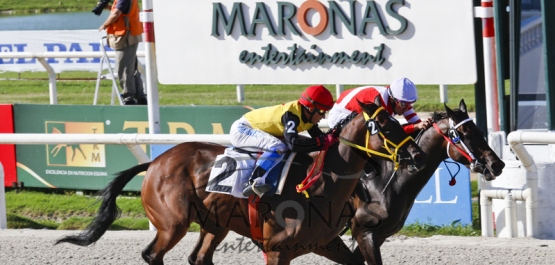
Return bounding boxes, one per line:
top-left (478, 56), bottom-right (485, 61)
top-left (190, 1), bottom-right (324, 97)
top-left (153, 0), bottom-right (477, 85)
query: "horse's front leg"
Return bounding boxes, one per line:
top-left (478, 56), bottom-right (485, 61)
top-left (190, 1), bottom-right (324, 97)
top-left (354, 232), bottom-right (384, 265)
top-left (188, 228), bottom-right (229, 265)
top-left (265, 250), bottom-right (292, 265)
top-left (313, 236), bottom-right (365, 265)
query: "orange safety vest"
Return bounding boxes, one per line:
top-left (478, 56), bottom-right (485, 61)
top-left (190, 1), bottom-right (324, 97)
top-left (106, 0), bottom-right (143, 36)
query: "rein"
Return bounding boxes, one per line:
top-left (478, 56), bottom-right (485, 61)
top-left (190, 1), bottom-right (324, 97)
top-left (432, 117), bottom-right (476, 186)
top-left (339, 107), bottom-right (414, 171)
top-left (296, 149), bottom-right (327, 198)
top-left (339, 107), bottom-right (413, 194)
top-left (295, 106), bottom-right (412, 198)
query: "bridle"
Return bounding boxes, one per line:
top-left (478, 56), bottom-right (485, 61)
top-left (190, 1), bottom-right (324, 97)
top-left (296, 106), bottom-right (414, 198)
top-left (339, 107), bottom-right (414, 171)
top-left (432, 117), bottom-right (487, 178)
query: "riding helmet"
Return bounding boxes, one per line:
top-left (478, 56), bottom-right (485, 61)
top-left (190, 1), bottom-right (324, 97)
top-left (299, 85), bottom-right (334, 110)
top-left (389, 77), bottom-right (418, 103)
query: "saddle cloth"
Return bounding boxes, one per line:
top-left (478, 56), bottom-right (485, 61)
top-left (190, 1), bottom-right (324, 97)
top-left (206, 147), bottom-right (295, 198)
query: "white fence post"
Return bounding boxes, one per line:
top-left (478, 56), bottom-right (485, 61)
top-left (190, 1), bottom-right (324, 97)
top-left (236, 84), bottom-right (245, 103)
top-left (335, 84), bottom-right (343, 99)
top-left (439, 84), bottom-right (448, 103)
top-left (0, 162), bottom-right (7, 229)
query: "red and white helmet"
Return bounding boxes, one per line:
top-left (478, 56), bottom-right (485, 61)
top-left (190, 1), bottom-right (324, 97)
top-left (389, 78), bottom-right (418, 103)
top-left (299, 85), bottom-right (334, 111)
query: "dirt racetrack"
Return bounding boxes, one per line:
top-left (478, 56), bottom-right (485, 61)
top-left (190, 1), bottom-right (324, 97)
top-left (1, 229), bottom-right (554, 264)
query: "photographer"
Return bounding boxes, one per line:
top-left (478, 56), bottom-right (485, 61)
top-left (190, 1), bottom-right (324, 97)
top-left (98, 0), bottom-right (147, 105)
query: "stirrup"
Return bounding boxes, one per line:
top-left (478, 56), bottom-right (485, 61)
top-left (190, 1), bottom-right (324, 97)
top-left (243, 181), bottom-right (271, 197)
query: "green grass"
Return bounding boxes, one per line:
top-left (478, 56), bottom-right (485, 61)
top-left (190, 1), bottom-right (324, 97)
top-left (399, 220), bottom-right (480, 237)
top-left (0, 71), bottom-right (477, 110)
top-left (6, 181), bottom-right (480, 236)
top-left (5, 189), bottom-right (203, 231)
top-left (5, 189), bottom-right (147, 229)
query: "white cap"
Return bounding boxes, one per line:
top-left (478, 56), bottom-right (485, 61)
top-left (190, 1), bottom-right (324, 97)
top-left (389, 77), bottom-right (418, 103)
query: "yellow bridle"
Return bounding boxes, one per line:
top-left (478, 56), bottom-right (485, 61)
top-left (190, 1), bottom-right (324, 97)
top-left (338, 107), bottom-right (414, 170)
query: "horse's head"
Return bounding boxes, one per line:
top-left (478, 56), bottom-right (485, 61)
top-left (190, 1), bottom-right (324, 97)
top-left (436, 99), bottom-right (505, 180)
top-left (338, 99), bottom-right (426, 173)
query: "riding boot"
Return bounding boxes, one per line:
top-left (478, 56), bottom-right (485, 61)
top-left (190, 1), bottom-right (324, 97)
top-left (242, 166), bottom-right (272, 197)
top-left (242, 150), bottom-right (281, 197)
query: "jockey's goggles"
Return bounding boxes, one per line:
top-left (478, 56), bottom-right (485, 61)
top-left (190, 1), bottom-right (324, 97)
top-left (388, 88), bottom-right (413, 109)
top-left (314, 107), bottom-right (327, 115)
top-left (394, 99), bottom-right (411, 109)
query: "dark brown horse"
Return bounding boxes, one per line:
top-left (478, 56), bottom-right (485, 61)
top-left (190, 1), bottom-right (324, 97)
top-left (55, 102), bottom-right (427, 265)
top-left (348, 99), bottom-right (505, 264)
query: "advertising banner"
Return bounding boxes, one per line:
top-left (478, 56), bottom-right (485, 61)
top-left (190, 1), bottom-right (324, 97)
top-left (13, 104), bottom-right (252, 191)
top-left (406, 159), bottom-right (472, 226)
top-left (0, 30), bottom-right (145, 73)
top-left (153, 0), bottom-right (476, 84)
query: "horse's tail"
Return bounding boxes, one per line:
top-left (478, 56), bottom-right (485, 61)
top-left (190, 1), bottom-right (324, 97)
top-left (55, 162), bottom-right (150, 246)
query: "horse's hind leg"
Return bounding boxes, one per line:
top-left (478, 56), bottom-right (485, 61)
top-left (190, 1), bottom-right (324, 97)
top-left (142, 225), bottom-right (190, 265)
top-left (188, 228), bottom-right (229, 265)
top-left (141, 188), bottom-right (195, 264)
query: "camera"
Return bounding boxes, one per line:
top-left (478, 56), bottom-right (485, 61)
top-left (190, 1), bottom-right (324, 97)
top-left (92, 0), bottom-right (111, 16)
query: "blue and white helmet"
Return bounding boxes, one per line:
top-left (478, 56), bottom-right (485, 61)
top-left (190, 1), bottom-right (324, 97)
top-left (389, 77), bottom-right (418, 103)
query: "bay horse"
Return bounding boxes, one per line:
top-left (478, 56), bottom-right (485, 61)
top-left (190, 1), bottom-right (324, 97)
top-left (348, 99), bottom-right (506, 264)
top-left (55, 101), bottom-right (427, 265)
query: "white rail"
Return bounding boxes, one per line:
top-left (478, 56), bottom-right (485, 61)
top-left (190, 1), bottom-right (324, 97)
top-left (0, 163), bottom-right (6, 229)
top-left (0, 133), bottom-right (229, 145)
top-left (481, 130), bottom-right (545, 238)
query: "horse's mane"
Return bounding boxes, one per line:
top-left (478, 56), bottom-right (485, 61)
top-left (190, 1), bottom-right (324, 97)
top-left (330, 111), bottom-right (358, 135)
top-left (431, 111), bottom-right (449, 122)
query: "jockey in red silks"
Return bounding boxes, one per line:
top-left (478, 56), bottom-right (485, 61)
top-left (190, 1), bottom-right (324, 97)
top-left (327, 77), bottom-right (432, 134)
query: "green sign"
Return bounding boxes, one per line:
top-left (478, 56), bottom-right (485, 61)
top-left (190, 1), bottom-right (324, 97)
top-left (14, 104), bottom-right (252, 191)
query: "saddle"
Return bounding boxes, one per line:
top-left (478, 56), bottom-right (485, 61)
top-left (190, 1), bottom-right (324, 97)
top-left (206, 147), bottom-right (295, 198)
top-left (207, 147), bottom-right (327, 244)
